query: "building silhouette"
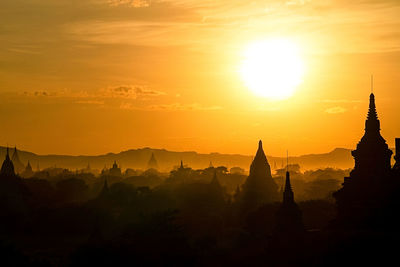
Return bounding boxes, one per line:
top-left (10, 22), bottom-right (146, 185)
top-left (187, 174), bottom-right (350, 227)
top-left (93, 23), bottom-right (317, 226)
top-left (21, 161), bottom-right (34, 178)
top-left (11, 146), bottom-right (24, 174)
top-left (147, 152), bottom-right (158, 170)
top-left (275, 169), bottom-right (304, 234)
top-left (334, 93), bottom-right (400, 226)
top-left (239, 140), bottom-right (279, 212)
top-left (109, 161), bottom-right (122, 177)
top-left (1, 147), bottom-right (16, 177)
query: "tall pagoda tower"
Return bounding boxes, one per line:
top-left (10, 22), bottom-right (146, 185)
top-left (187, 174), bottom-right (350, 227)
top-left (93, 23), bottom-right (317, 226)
top-left (351, 93), bottom-right (392, 178)
top-left (334, 93), bottom-right (394, 223)
top-left (275, 169), bottom-right (303, 234)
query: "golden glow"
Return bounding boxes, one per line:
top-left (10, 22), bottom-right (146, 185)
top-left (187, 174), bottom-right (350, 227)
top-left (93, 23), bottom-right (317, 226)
top-left (240, 39), bottom-right (305, 100)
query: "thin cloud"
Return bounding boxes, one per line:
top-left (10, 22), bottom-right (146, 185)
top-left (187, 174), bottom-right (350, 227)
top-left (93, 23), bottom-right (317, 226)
top-left (325, 106), bottom-right (347, 114)
top-left (148, 103), bottom-right (223, 111)
top-left (20, 85), bottom-right (165, 100)
top-left (102, 85), bottom-right (166, 99)
top-left (120, 102), bottom-right (222, 111)
top-left (107, 0), bottom-right (151, 7)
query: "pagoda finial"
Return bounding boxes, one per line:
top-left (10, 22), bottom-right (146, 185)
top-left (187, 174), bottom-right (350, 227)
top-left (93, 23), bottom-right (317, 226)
top-left (283, 168), bottom-right (294, 204)
top-left (259, 140), bottom-right (262, 149)
top-left (365, 91), bottom-right (380, 133)
top-left (180, 160), bottom-right (183, 169)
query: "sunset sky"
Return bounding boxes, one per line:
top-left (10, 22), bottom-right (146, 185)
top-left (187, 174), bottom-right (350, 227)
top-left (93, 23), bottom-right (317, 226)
top-left (1, 0), bottom-right (400, 156)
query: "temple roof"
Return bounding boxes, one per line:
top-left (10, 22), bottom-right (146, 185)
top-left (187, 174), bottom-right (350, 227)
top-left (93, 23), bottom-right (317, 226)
top-left (112, 160), bottom-right (118, 169)
top-left (250, 140), bottom-right (270, 173)
top-left (1, 147), bottom-right (16, 177)
top-left (25, 160), bottom-right (32, 172)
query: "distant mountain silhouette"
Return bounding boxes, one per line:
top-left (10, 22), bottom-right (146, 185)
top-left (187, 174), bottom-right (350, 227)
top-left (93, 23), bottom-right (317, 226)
top-left (0, 146), bottom-right (369, 172)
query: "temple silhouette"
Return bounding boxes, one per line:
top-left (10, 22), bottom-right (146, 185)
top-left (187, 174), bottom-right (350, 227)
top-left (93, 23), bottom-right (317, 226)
top-left (0, 147), bottom-right (15, 177)
top-left (275, 167), bottom-right (304, 234)
top-left (147, 152), bottom-right (158, 170)
top-left (334, 93), bottom-right (400, 228)
top-left (11, 146), bottom-right (24, 174)
top-left (21, 160), bottom-right (34, 178)
top-left (239, 140), bottom-right (279, 212)
top-left (109, 161), bottom-right (122, 177)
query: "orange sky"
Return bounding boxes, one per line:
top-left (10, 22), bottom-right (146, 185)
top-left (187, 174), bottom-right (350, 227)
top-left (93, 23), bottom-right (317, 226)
top-left (1, 0), bottom-right (400, 156)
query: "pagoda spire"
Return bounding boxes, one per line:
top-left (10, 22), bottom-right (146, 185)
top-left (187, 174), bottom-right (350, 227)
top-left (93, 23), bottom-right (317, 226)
top-left (283, 170), bottom-right (294, 204)
top-left (275, 150), bottom-right (304, 234)
top-left (365, 93), bottom-right (380, 133)
top-left (252, 140), bottom-right (268, 168)
top-left (283, 151), bottom-right (294, 204)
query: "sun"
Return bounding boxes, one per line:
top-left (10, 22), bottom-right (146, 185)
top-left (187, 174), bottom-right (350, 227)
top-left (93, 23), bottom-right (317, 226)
top-left (240, 39), bottom-right (305, 100)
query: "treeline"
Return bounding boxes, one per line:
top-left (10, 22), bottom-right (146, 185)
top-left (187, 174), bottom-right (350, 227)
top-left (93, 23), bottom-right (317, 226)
top-left (0, 164), bottom-right (348, 266)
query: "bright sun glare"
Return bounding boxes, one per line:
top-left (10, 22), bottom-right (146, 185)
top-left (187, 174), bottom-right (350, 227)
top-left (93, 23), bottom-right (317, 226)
top-left (240, 39), bottom-right (305, 100)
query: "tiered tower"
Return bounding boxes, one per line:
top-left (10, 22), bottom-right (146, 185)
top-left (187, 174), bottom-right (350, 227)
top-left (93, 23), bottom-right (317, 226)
top-left (334, 93), bottom-right (395, 224)
top-left (350, 93), bottom-right (392, 178)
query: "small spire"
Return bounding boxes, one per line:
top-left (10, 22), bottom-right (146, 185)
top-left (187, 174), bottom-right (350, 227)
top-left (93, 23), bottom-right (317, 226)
top-left (180, 160), bottom-right (183, 169)
top-left (283, 169), bottom-right (294, 204)
top-left (365, 91), bottom-right (380, 133)
top-left (255, 139), bottom-right (265, 158)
